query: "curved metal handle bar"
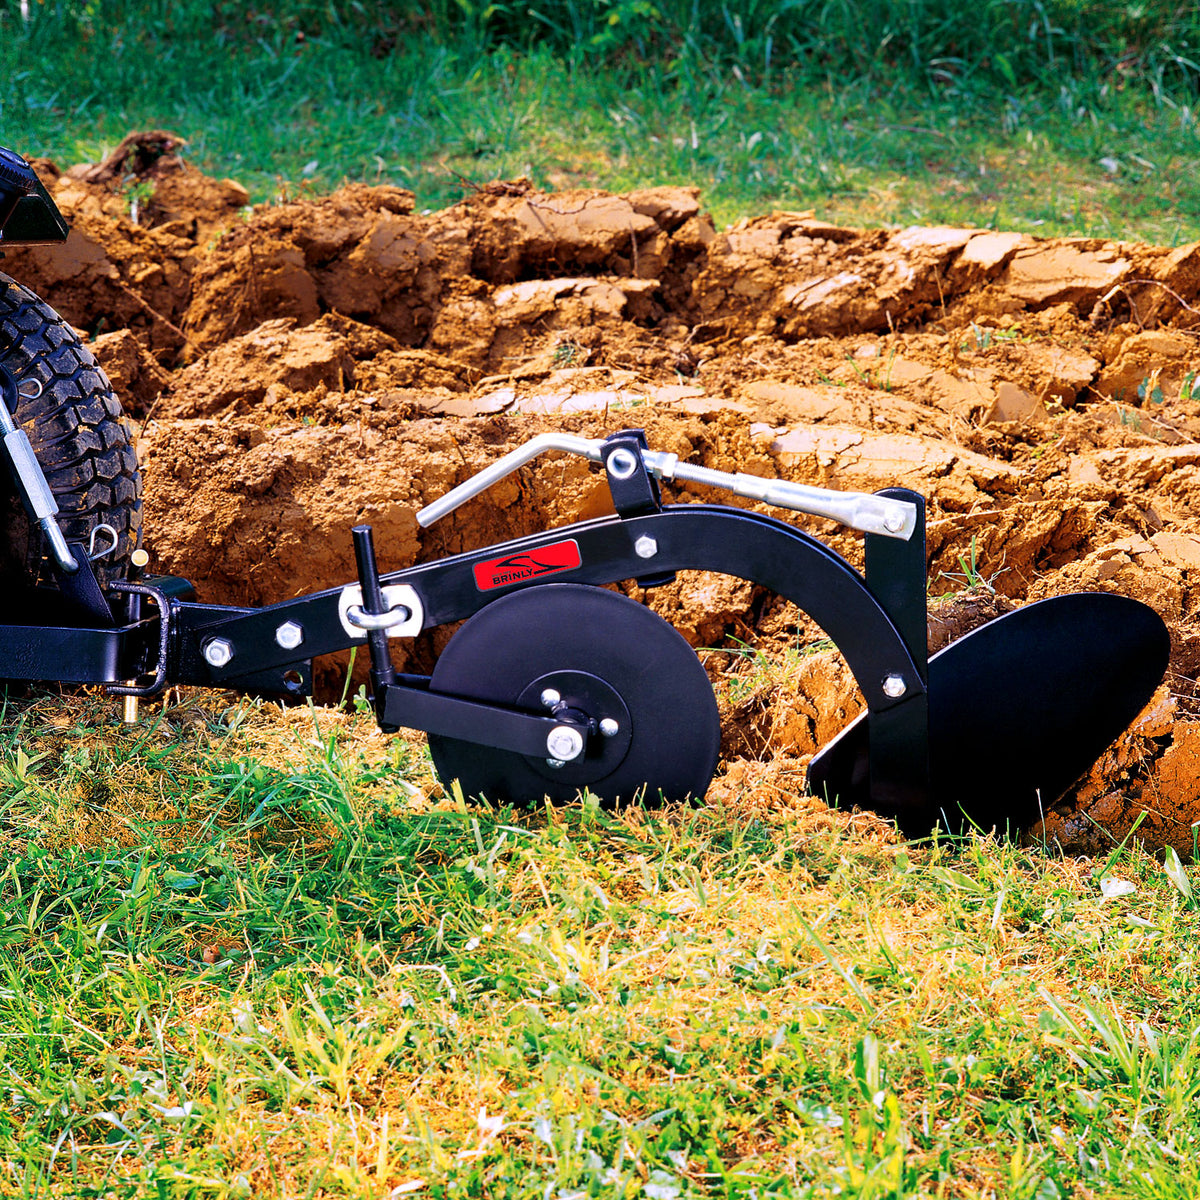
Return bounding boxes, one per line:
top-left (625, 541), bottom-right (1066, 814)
top-left (416, 432), bottom-right (917, 541)
top-left (416, 434), bottom-right (601, 527)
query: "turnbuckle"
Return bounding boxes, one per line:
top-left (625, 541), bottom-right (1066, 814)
top-left (415, 431), bottom-right (918, 540)
top-left (0, 364), bottom-right (77, 573)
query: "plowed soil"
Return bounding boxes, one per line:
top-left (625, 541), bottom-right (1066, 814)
top-left (9, 136), bottom-right (1200, 856)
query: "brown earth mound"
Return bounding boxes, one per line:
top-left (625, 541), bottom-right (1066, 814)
top-left (8, 140), bottom-right (1200, 855)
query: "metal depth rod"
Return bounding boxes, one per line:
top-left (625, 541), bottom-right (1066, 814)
top-left (415, 432), bottom-right (916, 540)
top-left (351, 525), bottom-right (398, 694)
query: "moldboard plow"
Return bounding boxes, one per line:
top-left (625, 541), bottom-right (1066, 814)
top-left (0, 143), bottom-right (1171, 836)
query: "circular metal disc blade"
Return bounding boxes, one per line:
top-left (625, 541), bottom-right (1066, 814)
top-left (807, 592), bottom-right (1171, 833)
top-left (428, 584), bottom-right (720, 807)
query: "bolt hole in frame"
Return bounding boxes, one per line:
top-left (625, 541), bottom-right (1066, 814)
top-left (281, 669), bottom-right (305, 694)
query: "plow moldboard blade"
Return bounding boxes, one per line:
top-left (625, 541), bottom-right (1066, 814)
top-left (807, 592), bottom-right (1170, 834)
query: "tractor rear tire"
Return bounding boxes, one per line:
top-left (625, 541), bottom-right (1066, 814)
top-left (0, 272), bottom-right (142, 588)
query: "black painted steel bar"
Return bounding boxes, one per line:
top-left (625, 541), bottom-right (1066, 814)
top-left (176, 505), bottom-right (926, 714)
top-left (352, 524), bottom-right (397, 696)
top-left (379, 684), bottom-right (589, 759)
top-left (863, 489), bottom-right (930, 819)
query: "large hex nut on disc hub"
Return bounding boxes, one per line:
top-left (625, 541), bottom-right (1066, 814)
top-left (517, 670), bottom-right (632, 783)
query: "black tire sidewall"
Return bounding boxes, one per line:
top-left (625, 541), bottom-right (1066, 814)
top-left (0, 271), bottom-right (142, 588)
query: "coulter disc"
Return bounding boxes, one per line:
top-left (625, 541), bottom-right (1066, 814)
top-left (427, 583), bottom-right (720, 807)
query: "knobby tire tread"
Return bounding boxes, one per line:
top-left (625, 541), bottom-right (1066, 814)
top-left (0, 271), bottom-right (142, 587)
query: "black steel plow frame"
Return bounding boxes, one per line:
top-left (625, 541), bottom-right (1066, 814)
top-left (0, 495), bottom-right (934, 823)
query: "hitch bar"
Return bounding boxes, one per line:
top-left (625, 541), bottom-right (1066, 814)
top-left (415, 432), bottom-right (918, 540)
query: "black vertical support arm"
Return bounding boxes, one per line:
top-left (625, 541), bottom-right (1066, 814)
top-left (863, 489), bottom-right (930, 817)
top-left (866, 489), bottom-right (928, 684)
top-left (601, 429), bottom-right (662, 518)
top-left (601, 429), bottom-right (676, 588)
top-left (352, 525), bottom-right (398, 728)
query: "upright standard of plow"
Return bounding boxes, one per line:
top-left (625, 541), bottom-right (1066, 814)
top-left (0, 144), bottom-right (1171, 835)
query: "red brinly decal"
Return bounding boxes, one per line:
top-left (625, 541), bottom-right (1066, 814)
top-left (473, 539), bottom-right (582, 591)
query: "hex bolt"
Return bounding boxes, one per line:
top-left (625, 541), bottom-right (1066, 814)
top-left (275, 620), bottom-right (304, 651)
top-left (634, 535), bottom-right (658, 559)
top-left (882, 673), bottom-right (907, 698)
top-left (545, 725), bottom-right (584, 762)
top-left (204, 637), bottom-right (235, 669)
top-left (599, 717), bottom-right (620, 738)
top-left (540, 688), bottom-right (562, 708)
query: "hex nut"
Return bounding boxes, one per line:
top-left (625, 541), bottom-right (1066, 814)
top-left (634, 535), bottom-right (658, 559)
top-left (204, 637), bottom-right (235, 669)
top-left (882, 673), bottom-right (907, 698)
top-left (275, 620), bottom-right (304, 651)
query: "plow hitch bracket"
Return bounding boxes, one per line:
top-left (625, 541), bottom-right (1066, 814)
top-left (415, 432), bottom-right (917, 540)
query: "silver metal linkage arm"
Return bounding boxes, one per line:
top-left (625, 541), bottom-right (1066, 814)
top-left (0, 378), bottom-right (78, 573)
top-left (416, 434), bottom-right (604, 528)
top-left (415, 433), bottom-right (916, 540)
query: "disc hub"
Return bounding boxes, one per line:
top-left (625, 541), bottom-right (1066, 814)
top-left (517, 670), bottom-right (632, 784)
top-left (426, 583), bottom-right (720, 807)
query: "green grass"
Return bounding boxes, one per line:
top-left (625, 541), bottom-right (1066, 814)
top-left (3, 3), bottom-right (1200, 241)
top-left (4, 6), bottom-right (1200, 1194)
top-left (0, 687), bottom-right (1197, 1196)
